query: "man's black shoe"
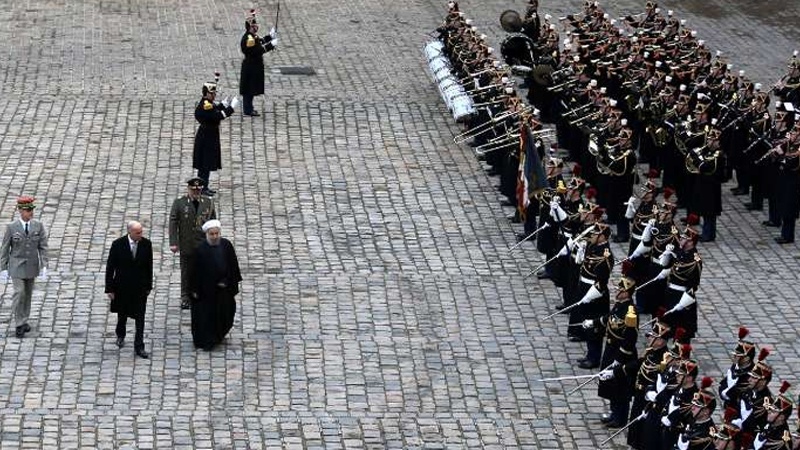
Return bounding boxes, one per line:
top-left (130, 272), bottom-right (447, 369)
top-left (699, 235), bottom-right (715, 243)
top-left (243, 110), bottom-right (260, 117)
top-left (15, 326), bottom-right (24, 338)
top-left (553, 304), bottom-right (566, 310)
top-left (732, 189), bottom-right (749, 196)
top-left (116, 337), bottom-right (125, 348)
top-left (600, 414), bottom-right (614, 424)
top-left (775, 237), bottom-right (795, 244)
top-left (605, 419), bottom-right (625, 428)
top-left (516, 233), bottom-right (530, 242)
top-left (568, 335), bottom-right (585, 343)
top-left (578, 360), bottom-right (600, 369)
top-left (537, 270), bottom-right (551, 280)
top-left (500, 200), bottom-right (514, 207)
top-left (763, 220), bottom-right (780, 227)
top-left (22, 324), bottom-right (31, 333)
top-left (135, 349), bottom-right (150, 359)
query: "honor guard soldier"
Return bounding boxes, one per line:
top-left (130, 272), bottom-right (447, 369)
top-left (193, 74), bottom-right (238, 196)
top-left (169, 177), bottom-right (218, 309)
top-left (661, 214), bottom-right (702, 341)
top-left (590, 266), bottom-right (638, 428)
top-left (240, 9), bottom-right (278, 117)
top-left (641, 339), bottom-right (693, 450)
top-left (710, 407), bottom-right (750, 450)
top-left (637, 197), bottom-right (680, 315)
top-left (675, 378), bottom-right (717, 450)
top-left (750, 382), bottom-right (794, 450)
top-left (732, 349), bottom-right (773, 436)
top-left (775, 52), bottom-right (800, 106)
top-left (719, 327), bottom-right (758, 411)
top-left (657, 359), bottom-right (703, 450)
top-left (627, 318), bottom-right (673, 449)
top-left (570, 220), bottom-right (614, 369)
top-left (774, 123), bottom-right (800, 244)
top-left (534, 159), bottom-right (566, 280)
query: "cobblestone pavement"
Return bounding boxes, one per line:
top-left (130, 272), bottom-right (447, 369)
top-left (0, 0), bottom-right (798, 448)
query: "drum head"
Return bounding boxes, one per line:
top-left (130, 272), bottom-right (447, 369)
top-left (500, 10), bottom-right (523, 33)
top-left (500, 33), bottom-right (538, 67)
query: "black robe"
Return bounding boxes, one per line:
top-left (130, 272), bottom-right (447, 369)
top-left (190, 238), bottom-right (242, 349)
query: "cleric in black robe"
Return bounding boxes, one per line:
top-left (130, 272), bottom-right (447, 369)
top-left (190, 220), bottom-right (242, 351)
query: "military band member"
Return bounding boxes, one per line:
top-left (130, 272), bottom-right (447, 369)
top-left (240, 10), bottom-right (278, 117)
top-left (169, 178), bottom-right (217, 310)
top-left (773, 124), bottom-right (800, 244)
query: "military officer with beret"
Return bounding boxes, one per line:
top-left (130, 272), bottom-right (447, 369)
top-left (169, 178), bottom-right (217, 309)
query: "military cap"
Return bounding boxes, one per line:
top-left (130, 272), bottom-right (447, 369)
top-left (732, 326), bottom-right (757, 359)
top-left (187, 177), bottom-right (205, 188)
top-left (767, 381), bottom-right (794, 419)
top-left (692, 377), bottom-right (717, 412)
top-left (16, 196), bottom-right (36, 210)
top-left (748, 348), bottom-right (773, 382)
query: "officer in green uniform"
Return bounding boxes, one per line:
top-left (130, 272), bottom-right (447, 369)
top-left (169, 177), bottom-right (217, 309)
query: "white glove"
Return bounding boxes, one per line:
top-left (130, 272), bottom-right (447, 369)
top-left (598, 369), bottom-right (615, 381)
top-left (720, 368), bottom-right (736, 400)
top-left (641, 219), bottom-right (656, 242)
top-left (565, 237), bottom-right (576, 251)
top-left (740, 399), bottom-right (753, 421)
top-left (0, 270), bottom-right (7, 281)
top-left (629, 240), bottom-right (650, 259)
top-left (221, 96), bottom-right (230, 108)
top-left (575, 240), bottom-right (587, 264)
top-left (269, 27), bottom-right (276, 38)
top-left (657, 250), bottom-right (673, 267)
top-left (582, 319), bottom-right (594, 329)
top-left (645, 390), bottom-right (657, 402)
top-left (557, 244), bottom-right (570, 257)
top-left (730, 418), bottom-right (743, 428)
top-left (655, 267), bottom-right (671, 280)
top-left (656, 373), bottom-right (668, 393)
top-left (230, 97), bottom-right (240, 110)
top-left (661, 416), bottom-right (672, 427)
top-left (667, 396), bottom-right (680, 414)
top-left (271, 37), bottom-right (279, 47)
top-left (666, 291), bottom-right (696, 314)
top-left (550, 201), bottom-right (567, 222)
top-left (624, 195), bottom-right (639, 219)
top-left (578, 284), bottom-right (603, 305)
top-left (677, 434), bottom-right (690, 450)
top-left (753, 433), bottom-right (767, 450)
top-left (38, 267), bottom-right (48, 281)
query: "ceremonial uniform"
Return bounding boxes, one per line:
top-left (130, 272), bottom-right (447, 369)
top-left (240, 10), bottom-right (277, 116)
top-left (627, 320), bottom-right (672, 449)
top-left (193, 78), bottom-right (235, 195)
top-left (663, 244), bottom-right (702, 340)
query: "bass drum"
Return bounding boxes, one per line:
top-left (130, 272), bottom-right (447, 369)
top-left (500, 33), bottom-right (539, 67)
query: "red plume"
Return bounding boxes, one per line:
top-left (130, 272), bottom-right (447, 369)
top-left (738, 326), bottom-right (749, 340)
top-left (681, 343), bottom-right (692, 358)
top-left (648, 168), bottom-right (661, 179)
top-left (780, 380), bottom-right (791, 394)
top-left (723, 406), bottom-right (737, 423)
top-left (621, 259), bottom-right (633, 275)
top-left (655, 307), bottom-right (667, 318)
top-left (586, 186), bottom-right (597, 199)
top-left (701, 376), bottom-right (713, 389)
top-left (758, 347), bottom-right (770, 361)
top-left (674, 327), bottom-right (686, 343)
top-left (686, 213), bottom-right (700, 226)
top-left (663, 186), bottom-right (675, 200)
top-left (572, 163), bottom-right (582, 176)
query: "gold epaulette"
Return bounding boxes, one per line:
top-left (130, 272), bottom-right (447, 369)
top-left (202, 100), bottom-right (213, 111)
top-left (246, 34), bottom-right (256, 48)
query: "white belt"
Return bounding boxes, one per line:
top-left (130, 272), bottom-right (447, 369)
top-left (580, 276), bottom-right (595, 285)
top-left (667, 283), bottom-right (686, 292)
top-left (631, 233), bottom-right (642, 240)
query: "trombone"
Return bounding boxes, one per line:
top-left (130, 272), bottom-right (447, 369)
top-left (452, 105), bottom-right (533, 143)
top-left (569, 110), bottom-right (603, 126)
top-left (548, 78), bottom-right (579, 93)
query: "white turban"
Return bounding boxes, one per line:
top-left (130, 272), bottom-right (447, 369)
top-left (202, 219), bottom-right (221, 232)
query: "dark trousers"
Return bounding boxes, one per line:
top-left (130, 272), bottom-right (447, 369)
top-left (702, 215), bottom-right (716, 240)
top-left (781, 217), bottom-right (796, 242)
top-left (116, 315), bottom-right (144, 350)
top-left (586, 339), bottom-right (602, 364)
top-left (769, 196), bottom-right (781, 225)
top-left (610, 398), bottom-right (631, 423)
top-left (243, 94), bottom-right (254, 114)
top-left (616, 218), bottom-right (630, 240)
top-left (197, 169), bottom-right (210, 188)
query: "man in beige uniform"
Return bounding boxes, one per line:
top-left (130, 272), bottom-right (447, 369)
top-left (169, 178), bottom-right (216, 309)
top-left (0, 196), bottom-right (49, 338)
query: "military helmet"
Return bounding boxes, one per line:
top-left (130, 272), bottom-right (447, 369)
top-left (202, 72), bottom-right (220, 96)
top-left (748, 348), bottom-right (773, 382)
top-left (710, 407), bottom-right (743, 443)
top-left (766, 381), bottom-right (794, 419)
top-left (732, 326), bottom-right (757, 359)
top-left (692, 377), bottom-right (717, 412)
top-left (648, 316), bottom-right (672, 340)
top-left (677, 357), bottom-right (699, 378)
top-left (245, 9), bottom-right (258, 29)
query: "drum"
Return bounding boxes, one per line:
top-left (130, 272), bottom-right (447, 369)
top-left (424, 40), bottom-right (445, 62)
top-left (500, 33), bottom-right (538, 67)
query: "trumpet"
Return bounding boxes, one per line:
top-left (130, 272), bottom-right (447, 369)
top-left (569, 110), bottom-right (603, 125)
top-left (548, 78), bottom-right (579, 92)
top-left (456, 65), bottom-right (509, 84)
top-left (452, 106), bottom-right (533, 143)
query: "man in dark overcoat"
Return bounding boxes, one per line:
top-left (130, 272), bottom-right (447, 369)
top-left (105, 221), bottom-right (153, 359)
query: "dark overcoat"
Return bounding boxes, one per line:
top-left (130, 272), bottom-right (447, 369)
top-left (193, 99), bottom-right (232, 172)
top-left (105, 236), bottom-right (153, 320)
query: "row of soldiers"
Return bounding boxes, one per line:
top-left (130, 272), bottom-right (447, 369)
top-left (432, 1), bottom-right (800, 449)
top-left (521, 0), bottom-right (800, 244)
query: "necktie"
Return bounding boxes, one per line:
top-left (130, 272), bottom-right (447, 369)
top-left (24, 223), bottom-right (28, 235)
top-left (131, 241), bottom-right (138, 258)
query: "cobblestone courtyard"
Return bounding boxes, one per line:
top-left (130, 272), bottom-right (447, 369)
top-left (0, 0), bottom-right (799, 448)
